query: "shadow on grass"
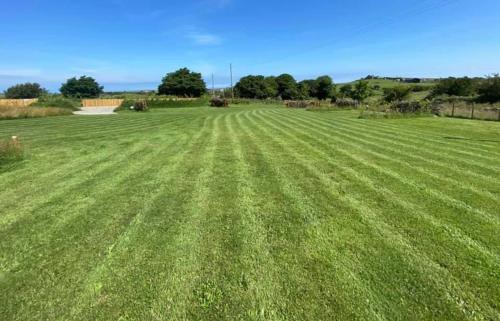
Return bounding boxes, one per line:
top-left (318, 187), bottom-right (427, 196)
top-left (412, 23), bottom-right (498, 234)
top-left (443, 136), bottom-right (500, 143)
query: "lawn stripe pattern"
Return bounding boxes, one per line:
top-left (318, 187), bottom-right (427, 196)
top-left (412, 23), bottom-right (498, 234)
top-left (1, 106), bottom-right (499, 321)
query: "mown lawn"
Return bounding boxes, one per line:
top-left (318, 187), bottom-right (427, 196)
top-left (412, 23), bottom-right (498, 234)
top-left (0, 105), bottom-right (499, 321)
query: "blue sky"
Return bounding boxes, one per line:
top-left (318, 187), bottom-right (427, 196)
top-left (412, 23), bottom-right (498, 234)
top-left (1, 0), bottom-right (499, 92)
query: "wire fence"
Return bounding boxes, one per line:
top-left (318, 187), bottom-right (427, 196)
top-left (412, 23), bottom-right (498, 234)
top-left (439, 103), bottom-right (500, 121)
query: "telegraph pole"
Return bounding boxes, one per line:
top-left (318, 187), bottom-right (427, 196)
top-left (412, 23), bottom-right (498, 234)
top-left (230, 63), bottom-right (234, 99)
top-left (211, 73), bottom-right (215, 97)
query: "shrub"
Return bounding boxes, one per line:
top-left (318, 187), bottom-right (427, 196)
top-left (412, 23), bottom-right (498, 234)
top-left (4, 83), bottom-right (47, 99)
top-left (286, 101), bottom-right (309, 108)
top-left (432, 77), bottom-right (476, 97)
top-left (133, 100), bottom-right (149, 111)
top-left (0, 106), bottom-right (72, 120)
top-left (477, 74), bottom-right (500, 103)
top-left (60, 76), bottom-right (103, 98)
top-left (275, 74), bottom-right (299, 100)
top-left (390, 100), bottom-right (423, 113)
top-left (383, 86), bottom-right (412, 103)
top-left (0, 136), bottom-right (24, 165)
top-left (31, 95), bottom-right (80, 110)
top-left (210, 98), bottom-right (229, 107)
top-left (335, 98), bottom-right (359, 108)
top-left (158, 68), bottom-right (207, 97)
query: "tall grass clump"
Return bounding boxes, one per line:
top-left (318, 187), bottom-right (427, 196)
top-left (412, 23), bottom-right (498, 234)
top-left (0, 136), bottom-right (23, 165)
top-left (31, 95), bottom-right (81, 110)
top-left (0, 106), bottom-right (72, 120)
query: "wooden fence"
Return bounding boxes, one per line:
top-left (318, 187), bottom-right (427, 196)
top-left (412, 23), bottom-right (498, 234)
top-left (82, 99), bottom-right (124, 107)
top-left (440, 103), bottom-right (500, 121)
top-left (0, 99), bottom-right (38, 107)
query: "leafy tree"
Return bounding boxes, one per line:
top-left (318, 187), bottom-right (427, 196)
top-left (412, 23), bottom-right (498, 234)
top-left (299, 79), bottom-right (318, 98)
top-left (264, 76), bottom-right (279, 98)
top-left (297, 81), bottom-right (310, 99)
top-left (432, 77), bottom-right (476, 97)
top-left (339, 84), bottom-right (353, 98)
top-left (235, 75), bottom-right (273, 99)
top-left (477, 74), bottom-right (500, 103)
top-left (275, 74), bottom-right (298, 100)
top-left (60, 76), bottom-right (103, 98)
top-left (351, 81), bottom-right (372, 102)
top-left (158, 68), bottom-right (206, 97)
top-left (383, 86), bottom-right (412, 103)
top-left (315, 75), bottom-right (334, 100)
top-left (4, 83), bottom-right (47, 99)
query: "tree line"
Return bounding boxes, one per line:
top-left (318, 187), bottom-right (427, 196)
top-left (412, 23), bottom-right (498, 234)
top-left (2, 69), bottom-right (500, 104)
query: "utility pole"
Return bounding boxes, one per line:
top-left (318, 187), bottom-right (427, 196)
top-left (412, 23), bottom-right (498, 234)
top-left (230, 63), bottom-right (234, 99)
top-left (211, 73), bottom-right (215, 98)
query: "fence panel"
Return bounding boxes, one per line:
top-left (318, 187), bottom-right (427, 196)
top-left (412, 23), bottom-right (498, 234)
top-left (0, 99), bottom-right (38, 107)
top-left (82, 99), bottom-right (124, 107)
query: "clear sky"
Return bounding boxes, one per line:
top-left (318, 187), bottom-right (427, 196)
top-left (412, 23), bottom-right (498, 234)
top-left (1, 0), bottom-right (499, 92)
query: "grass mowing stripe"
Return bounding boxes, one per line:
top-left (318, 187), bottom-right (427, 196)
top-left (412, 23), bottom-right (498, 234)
top-left (267, 110), bottom-right (500, 223)
top-left (254, 110), bottom-right (500, 312)
top-left (68, 115), bottom-right (214, 320)
top-left (71, 114), bottom-right (221, 320)
top-left (281, 110), bottom-right (500, 174)
top-left (347, 112), bottom-right (500, 157)
top-left (225, 111), bottom-right (286, 320)
top-left (239, 110), bottom-right (392, 320)
top-left (309, 111), bottom-right (500, 165)
top-left (0, 141), bottom-right (160, 229)
top-left (269, 110), bottom-right (500, 207)
top-left (0, 130), bottom-right (188, 276)
top-left (260, 110), bottom-right (499, 258)
top-left (0, 138), bottom-right (198, 320)
top-left (248, 110), bottom-right (497, 320)
top-left (18, 115), bottom-right (190, 145)
top-left (263, 111), bottom-right (500, 246)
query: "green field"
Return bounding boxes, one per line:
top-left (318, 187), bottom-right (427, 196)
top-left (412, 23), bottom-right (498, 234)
top-left (1, 105), bottom-right (499, 320)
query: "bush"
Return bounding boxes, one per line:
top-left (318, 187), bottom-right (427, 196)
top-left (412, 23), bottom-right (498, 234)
top-left (477, 74), bottom-right (500, 103)
top-left (4, 83), bottom-right (47, 99)
top-left (158, 68), bottom-right (207, 97)
top-left (0, 136), bottom-right (24, 165)
top-left (210, 98), bottom-right (229, 107)
top-left (60, 76), bottom-right (103, 98)
top-left (31, 95), bottom-right (80, 110)
top-left (383, 86), bottom-right (412, 103)
top-left (390, 100), bottom-right (423, 113)
top-left (133, 100), bottom-right (149, 111)
top-left (286, 101), bottom-right (309, 108)
top-left (335, 98), bottom-right (359, 108)
top-left (432, 77), bottom-right (476, 97)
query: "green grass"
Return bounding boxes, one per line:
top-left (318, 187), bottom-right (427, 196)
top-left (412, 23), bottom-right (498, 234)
top-left (0, 105), bottom-right (499, 320)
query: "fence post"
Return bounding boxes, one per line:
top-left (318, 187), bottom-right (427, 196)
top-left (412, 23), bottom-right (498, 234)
top-left (471, 103), bottom-right (475, 120)
top-left (497, 108), bottom-right (500, 121)
top-left (451, 102), bottom-right (455, 117)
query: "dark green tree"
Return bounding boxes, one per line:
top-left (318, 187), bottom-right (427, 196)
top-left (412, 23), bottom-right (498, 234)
top-left (432, 77), bottom-right (476, 97)
top-left (351, 80), bottom-right (372, 102)
top-left (315, 75), bottom-right (334, 100)
top-left (60, 76), bottom-right (103, 98)
top-left (297, 81), bottom-right (311, 100)
top-left (275, 74), bottom-right (298, 100)
top-left (264, 76), bottom-right (279, 98)
top-left (383, 86), bottom-right (412, 103)
top-left (235, 75), bottom-right (270, 99)
top-left (477, 74), bottom-right (500, 103)
top-left (339, 84), bottom-right (353, 98)
top-left (4, 83), bottom-right (47, 99)
top-left (158, 68), bottom-right (207, 97)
